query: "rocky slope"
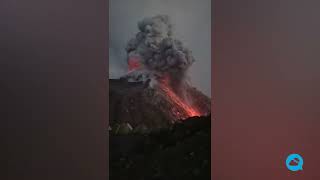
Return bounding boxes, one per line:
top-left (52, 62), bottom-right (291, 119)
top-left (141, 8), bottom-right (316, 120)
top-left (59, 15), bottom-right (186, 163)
top-left (109, 79), bottom-right (211, 131)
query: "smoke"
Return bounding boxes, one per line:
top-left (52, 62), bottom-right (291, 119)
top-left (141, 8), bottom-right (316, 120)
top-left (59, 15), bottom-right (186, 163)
top-left (126, 15), bottom-right (195, 84)
top-left (109, 0), bottom-right (211, 96)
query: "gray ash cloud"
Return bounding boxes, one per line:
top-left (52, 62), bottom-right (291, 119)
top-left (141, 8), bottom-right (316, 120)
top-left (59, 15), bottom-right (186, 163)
top-left (126, 15), bottom-right (195, 80)
top-left (109, 0), bottom-right (211, 96)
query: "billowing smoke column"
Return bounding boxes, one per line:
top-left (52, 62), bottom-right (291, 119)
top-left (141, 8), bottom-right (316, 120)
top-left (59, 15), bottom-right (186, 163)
top-left (125, 15), bottom-right (195, 83)
top-left (124, 15), bottom-right (201, 118)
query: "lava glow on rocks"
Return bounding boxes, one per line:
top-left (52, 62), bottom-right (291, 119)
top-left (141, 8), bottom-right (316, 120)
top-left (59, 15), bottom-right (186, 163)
top-left (127, 57), bottom-right (201, 119)
top-left (159, 76), bottom-right (200, 118)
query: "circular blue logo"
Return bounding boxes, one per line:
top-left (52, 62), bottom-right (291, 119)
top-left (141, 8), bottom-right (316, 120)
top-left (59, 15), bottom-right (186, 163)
top-left (286, 154), bottom-right (303, 172)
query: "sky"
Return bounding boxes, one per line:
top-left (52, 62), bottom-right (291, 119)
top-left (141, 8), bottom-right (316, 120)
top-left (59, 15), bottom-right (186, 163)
top-left (109, 0), bottom-right (211, 96)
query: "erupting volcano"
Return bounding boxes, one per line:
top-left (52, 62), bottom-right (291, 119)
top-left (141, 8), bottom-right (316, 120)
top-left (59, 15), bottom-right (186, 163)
top-left (109, 15), bottom-right (210, 130)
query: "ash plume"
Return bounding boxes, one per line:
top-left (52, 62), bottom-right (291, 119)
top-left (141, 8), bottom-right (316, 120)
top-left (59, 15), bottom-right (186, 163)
top-left (125, 15), bottom-right (195, 85)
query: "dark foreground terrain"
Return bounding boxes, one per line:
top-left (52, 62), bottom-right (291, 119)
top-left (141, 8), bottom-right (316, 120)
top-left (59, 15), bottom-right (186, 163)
top-left (110, 115), bottom-right (211, 180)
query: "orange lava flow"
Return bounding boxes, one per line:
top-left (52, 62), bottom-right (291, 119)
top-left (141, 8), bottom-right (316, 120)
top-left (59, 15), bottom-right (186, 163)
top-left (159, 79), bottom-right (200, 118)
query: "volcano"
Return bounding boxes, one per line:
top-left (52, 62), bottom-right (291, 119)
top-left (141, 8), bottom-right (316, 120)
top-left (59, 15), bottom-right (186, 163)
top-left (109, 78), bottom-right (211, 132)
top-left (109, 15), bottom-right (211, 133)
top-left (109, 14), bottom-right (211, 180)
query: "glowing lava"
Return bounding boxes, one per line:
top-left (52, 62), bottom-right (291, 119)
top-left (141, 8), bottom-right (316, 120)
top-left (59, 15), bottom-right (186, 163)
top-left (159, 76), bottom-right (200, 118)
top-left (127, 57), bottom-right (201, 119)
top-left (128, 56), bottom-right (141, 72)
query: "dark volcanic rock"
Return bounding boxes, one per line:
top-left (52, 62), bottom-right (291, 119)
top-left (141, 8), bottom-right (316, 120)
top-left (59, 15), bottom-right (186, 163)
top-left (110, 115), bottom-right (211, 180)
top-left (109, 79), bottom-right (211, 131)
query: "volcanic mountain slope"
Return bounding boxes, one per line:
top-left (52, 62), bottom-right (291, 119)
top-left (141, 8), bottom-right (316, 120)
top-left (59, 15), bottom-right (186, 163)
top-left (109, 79), bottom-right (211, 131)
top-left (110, 115), bottom-right (211, 180)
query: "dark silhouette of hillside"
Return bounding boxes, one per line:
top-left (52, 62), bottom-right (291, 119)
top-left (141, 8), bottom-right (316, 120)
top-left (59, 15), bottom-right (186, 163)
top-left (110, 115), bottom-right (211, 180)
